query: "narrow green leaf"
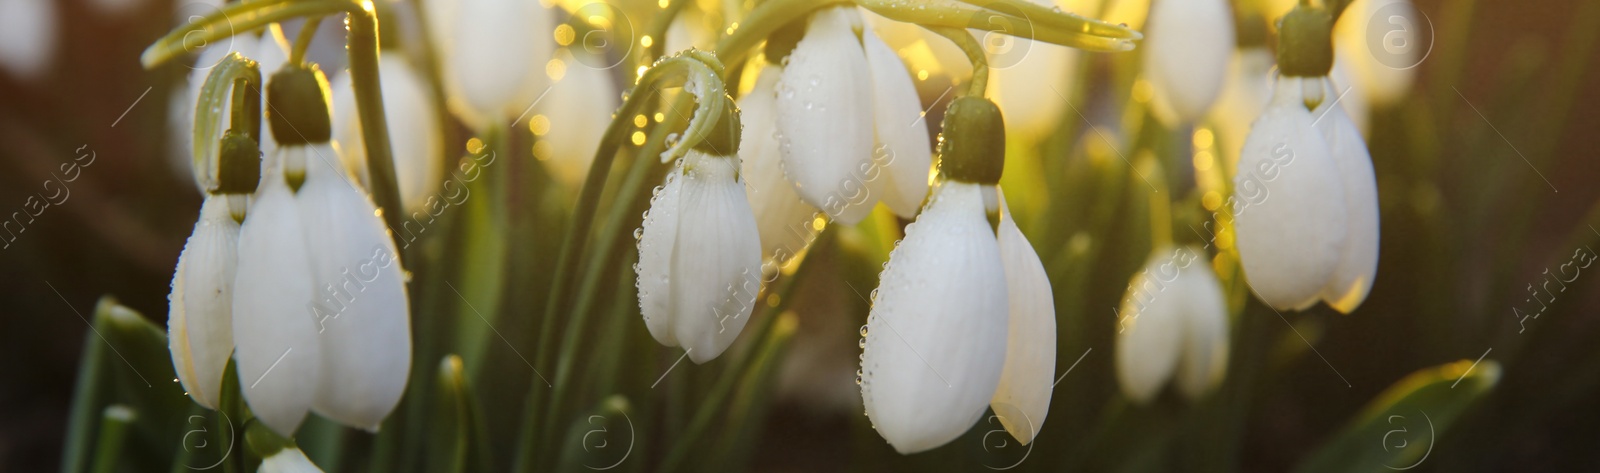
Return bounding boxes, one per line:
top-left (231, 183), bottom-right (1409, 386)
top-left (1293, 359), bottom-right (1501, 473)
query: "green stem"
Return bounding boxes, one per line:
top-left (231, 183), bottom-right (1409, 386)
top-left (855, 0), bottom-right (1138, 51)
top-left (924, 26), bottom-right (988, 97)
top-left (193, 54), bottom-right (263, 189)
top-left (89, 406), bottom-right (135, 473)
top-left (289, 16), bottom-right (322, 65)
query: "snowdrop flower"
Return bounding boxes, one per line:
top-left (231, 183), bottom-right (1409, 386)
top-left (331, 51), bottom-right (442, 212)
top-left (1142, 0), bottom-right (1235, 125)
top-left (530, 48), bottom-right (617, 189)
top-left (1233, 5), bottom-right (1376, 311)
top-left (0, 0), bottom-right (56, 80)
top-left (1114, 246), bottom-right (1229, 402)
top-left (740, 64), bottom-right (820, 268)
top-left (233, 64), bottom-right (412, 436)
top-left (862, 97), bottom-right (1053, 453)
top-left (440, 0), bottom-right (554, 131)
top-left (776, 6), bottom-right (931, 224)
top-left (1311, 80), bottom-right (1380, 313)
top-left (989, 194), bottom-right (1056, 445)
top-left (258, 447), bottom-right (324, 473)
top-left (636, 145), bottom-right (763, 364)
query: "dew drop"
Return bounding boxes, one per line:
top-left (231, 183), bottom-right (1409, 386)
top-left (859, 324), bottom-right (869, 337)
top-left (858, 337), bottom-right (867, 349)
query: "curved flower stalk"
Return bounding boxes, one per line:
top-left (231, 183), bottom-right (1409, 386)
top-left (440, 0), bottom-right (555, 132)
top-left (330, 51), bottom-right (441, 212)
top-left (168, 29), bottom-right (291, 190)
top-left (740, 64), bottom-right (820, 268)
top-left (1142, 0), bottom-right (1235, 125)
top-left (862, 97), bottom-right (1056, 453)
top-left (0, 0), bottom-right (56, 80)
top-left (530, 48), bottom-right (617, 189)
top-left (230, 64), bottom-right (411, 436)
top-left (1114, 246), bottom-right (1230, 402)
top-left (635, 151), bottom-right (763, 364)
top-left (775, 6), bottom-right (931, 224)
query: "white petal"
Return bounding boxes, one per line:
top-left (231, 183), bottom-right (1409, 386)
top-left (533, 49), bottom-right (616, 188)
top-left (775, 6), bottom-right (877, 224)
top-left (637, 163), bottom-right (684, 348)
top-left (861, 181), bottom-right (1008, 454)
top-left (1114, 248), bottom-right (1189, 403)
top-left (1312, 82), bottom-right (1380, 314)
top-left (296, 144), bottom-right (412, 431)
top-left (0, 0), bottom-right (56, 80)
top-left (862, 29), bottom-right (932, 218)
top-left (990, 194), bottom-right (1055, 445)
top-left (1175, 253), bottom-right (1229, 400)
top-left (258, 447), bottom-right (325, 473)
top-left (169, 196), bottom-right (241, 409)
top-left (443, 0), bottom-right (553, 131)
top-left (332, 52), bottom-right (443, 212)
top-left (739, 65), bottom-right (820, 268)
top-left (1232, 76), bottom-right (1348, 310)
top-left (232, 151), bottom-right (322, 437)
top-left (670, 153), bottom-right (764, 364)
top-left (1143, 0), bottom-right (1235, 124)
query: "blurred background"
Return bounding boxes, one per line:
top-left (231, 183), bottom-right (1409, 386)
top-left (3, 0), bottom-right (1600, 471)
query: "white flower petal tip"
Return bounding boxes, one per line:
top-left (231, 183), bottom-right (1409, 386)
top-left (635, 152), bottom-right (764, 364)
top-left (990, 194), bottom-right (1055, 445)
top-left (332, 53), bottom-right (442, 212)
top-left (258, 447), bottom-right (325, 473)
top-left (862, 30), bottom-right (932, 218)
top-left (861, 182), bottom-right (1008, 454)
top-left (1232, 76), bottom-right (1348, 311)
top-left (297, 148), bottom-right (412, 431)
top-left (169, 196), bottom-right (242, 409)
top-left (774, 6), bottom-right (879, 225)
top-left (1143, 0), bottom-right (1235, 125)
top-left (1114, 246), bottom-right (1230, 403)
top-left (739, 66), bottom-right (821, 268)
top-left (1313, 83), bottom-right (1380, 314)
top-left (232, 156), bottom-right (322, 437)
top-left (0, 0), bottom-right (56, 80)
top-left (442, 0), bottom-right (553, 131)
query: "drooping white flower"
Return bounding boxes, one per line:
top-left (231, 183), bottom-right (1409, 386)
top-left (636, 152), bottom-right (763, 364)
top-left (330, 51), bottom-right (442, 212)
top-left (441, 0), bottom-right (554, 131)
top-left (860, 181), bottom-right (1008, 454)
top-left (258, 447), bottom-right (325, 473)
top-left (1142, 0), bottom-right (1235, 125)
top-left (739, 64), bottom-right (820, 267)
top-left (776, 6), bottom-right (931, 224)
top-left (1311, 78), bottom-right (1380, 314)
top-left (1114, 246), bottom-right (1229, 403)
top-left (168, 195), bottom-right (241, 409)
top-left (989, 194), bottom-right (1056, 445)
top-left (1232, 75), bottom-right (1347, 310)
top-left (296, 148), bottom-right (412, 432)
top-left (0, 0), bottom-right (56, 80)
top-left (531, 48), bottom-right (617, 189)
top-left (232, 145), bottom-right (324, 436)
